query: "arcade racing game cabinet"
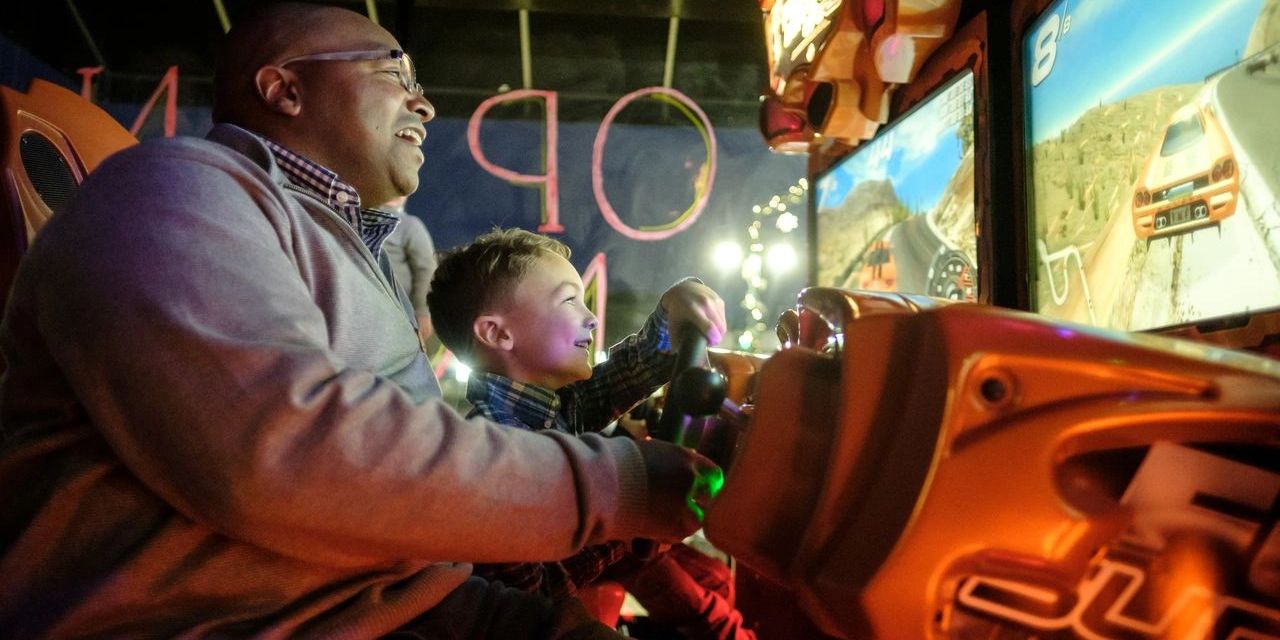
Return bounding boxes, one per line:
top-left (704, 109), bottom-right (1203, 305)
top-left (676, 1), bottom-right (1280, 638)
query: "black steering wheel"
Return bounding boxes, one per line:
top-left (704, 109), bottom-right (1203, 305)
top-left (653, 326), bottom-right (727, 448)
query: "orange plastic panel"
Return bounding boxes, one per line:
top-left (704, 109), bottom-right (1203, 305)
top-left (704, 345), bottom-right (843, 580)
top-left (1, 79), bottom-right (136, 306)
top-left (708, 348), bottom-right (769, 406)
top-left (758, 1), bottom-right (963, 149)
top-left (871, 0), bottom-right (964, 84)
top-left (807, 3), bottom-right (886, 143)
top-left (708, 288), bottom-right (1280, 638)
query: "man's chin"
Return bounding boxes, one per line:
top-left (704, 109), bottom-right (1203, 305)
top-left (392, 175), bottom-right (420, 198)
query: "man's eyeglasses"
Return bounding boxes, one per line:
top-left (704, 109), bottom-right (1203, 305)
top-left (278, 49), bottom-right (434, 119)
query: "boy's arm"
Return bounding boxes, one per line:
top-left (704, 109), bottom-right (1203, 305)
top-left (559, 302), bottom-right (675, 433)
top-left (561, 278), bottom-right (726, 434)
top-left (555, 540), bottom-right (631, 594)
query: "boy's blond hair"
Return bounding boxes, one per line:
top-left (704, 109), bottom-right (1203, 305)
top-left (427, 228), bottom-right (572, 360)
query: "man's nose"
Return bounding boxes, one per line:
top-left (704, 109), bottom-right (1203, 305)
top-left (584, 311), bottom-right (599, 330)
top-left (410, 94), bottom-right (435, 122)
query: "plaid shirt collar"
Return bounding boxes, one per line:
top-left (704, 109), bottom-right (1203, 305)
top-left (258, 136), bottom-right (399, 255)
top-left (466, 370), bottom-right (563, 432)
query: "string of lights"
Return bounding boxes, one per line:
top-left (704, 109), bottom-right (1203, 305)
top-left (712, 177), bottom-right (808, 351)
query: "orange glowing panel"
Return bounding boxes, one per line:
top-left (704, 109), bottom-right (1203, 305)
top-left (759, 1), bottom-right (964, 150)
top-left (806, 1), bottom-right (887, 143)
top-left (706, 287), bottom-right (1280, 638)
top-left (871, 0), bottom-right (964, 84)
top-left (1, 79), bottom-right (137, 317)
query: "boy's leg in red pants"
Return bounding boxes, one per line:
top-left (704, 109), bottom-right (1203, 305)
top-left (617, 545), bottom-right (755, 640)
top-left (386, 576), bottom-right (625, 640)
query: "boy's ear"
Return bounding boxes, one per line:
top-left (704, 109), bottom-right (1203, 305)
top-left (473, 314), bottom-right (514, 352)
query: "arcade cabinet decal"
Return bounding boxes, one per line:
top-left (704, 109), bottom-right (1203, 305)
top-left (951, 443), bottom-right (1280, 638)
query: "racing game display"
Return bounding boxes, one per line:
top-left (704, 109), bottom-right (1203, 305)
top-left (1027, 0), bottom-right (1280, 331)
top-left (814, 70), bottom-right (977, 301)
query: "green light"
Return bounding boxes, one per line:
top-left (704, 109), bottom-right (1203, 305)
top-left (685, 466), bottom-right (726, 523)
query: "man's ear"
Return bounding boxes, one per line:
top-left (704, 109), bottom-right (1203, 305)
top-left (473, 314), bottom-right (514, 352)
top-left (253, 66), bottom-right (303, 117)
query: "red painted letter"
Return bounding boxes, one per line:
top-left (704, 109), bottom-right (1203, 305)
top-left (76, 67), bottom-right (103, 102)
top-left (581, 252), bottom-right (608, 360)
top-left (129, 65), bottom-right (179, 138)
top-left (467, 90), bottom-right (563, 233)
top-left (592, 87), bottom-right (717, 241)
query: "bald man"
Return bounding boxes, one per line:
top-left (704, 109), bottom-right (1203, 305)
top-left (0, 3), bottom-right (714, 637)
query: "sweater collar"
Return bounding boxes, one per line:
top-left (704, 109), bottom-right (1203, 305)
top-left (205, 124), bottom-right (399, 255)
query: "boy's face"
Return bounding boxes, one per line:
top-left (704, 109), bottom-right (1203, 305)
top-left (502, 252), bottom-right (598, 389)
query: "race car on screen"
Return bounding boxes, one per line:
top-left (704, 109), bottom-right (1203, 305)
top-left (856, 237), bottom-right (897, 291)
top-left (1131, 101), bottom-right (1239, 240)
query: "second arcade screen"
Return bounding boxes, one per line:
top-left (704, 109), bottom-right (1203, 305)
top-left (1027, 0), bottom-right (1280, 332)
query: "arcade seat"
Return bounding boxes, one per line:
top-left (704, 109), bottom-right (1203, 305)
top-left (0, 78), bottom-right (137, 311)
top-left (704, 287), bottom-right (1280, 639)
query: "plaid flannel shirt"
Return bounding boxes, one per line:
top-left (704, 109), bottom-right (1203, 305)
top-left (467, 303), bottom-right (676, 598)
top-left (466, 303), bottom-right (675, 435)
top-left (259, 137), bottom-right (400, 256)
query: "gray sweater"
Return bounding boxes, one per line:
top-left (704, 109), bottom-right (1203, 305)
top-left (383, 213), bottom-right (436, 318)
top-left (0, 124), bottom-right (654, 637)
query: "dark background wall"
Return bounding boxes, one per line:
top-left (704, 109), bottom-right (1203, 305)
top-left (0, 1), bottom-right (807, 347)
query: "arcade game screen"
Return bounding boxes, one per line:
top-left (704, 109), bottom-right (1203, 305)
top-left (813, 70), bottom-right (978, 301)
top-left (1027, 0), bottom-right (1280, 331)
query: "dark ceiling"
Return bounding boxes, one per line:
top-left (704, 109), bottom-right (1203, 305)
top-left (3, 0), bottom-right (773, 126)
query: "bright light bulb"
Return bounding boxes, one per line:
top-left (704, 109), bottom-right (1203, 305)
top-left (776, 212), bottom-right (799, 233)
top-left (712, 241), bottom-right (743, 271)
top-left (453, 361), bottom-right (472, 383)
top-left (766, 243), bottom-right (798, 273)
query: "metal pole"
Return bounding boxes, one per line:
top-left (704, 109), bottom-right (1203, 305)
top-left (662, 15), bottom-right (680, 88)
top-left (65, 0), bottom-right (107, 68)
top-left (211, 0), bottom-right (231, 33)
top-left (365, 0), bottom-right (380, 25)
top-left (519, 9), bottom-right (533, 90)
